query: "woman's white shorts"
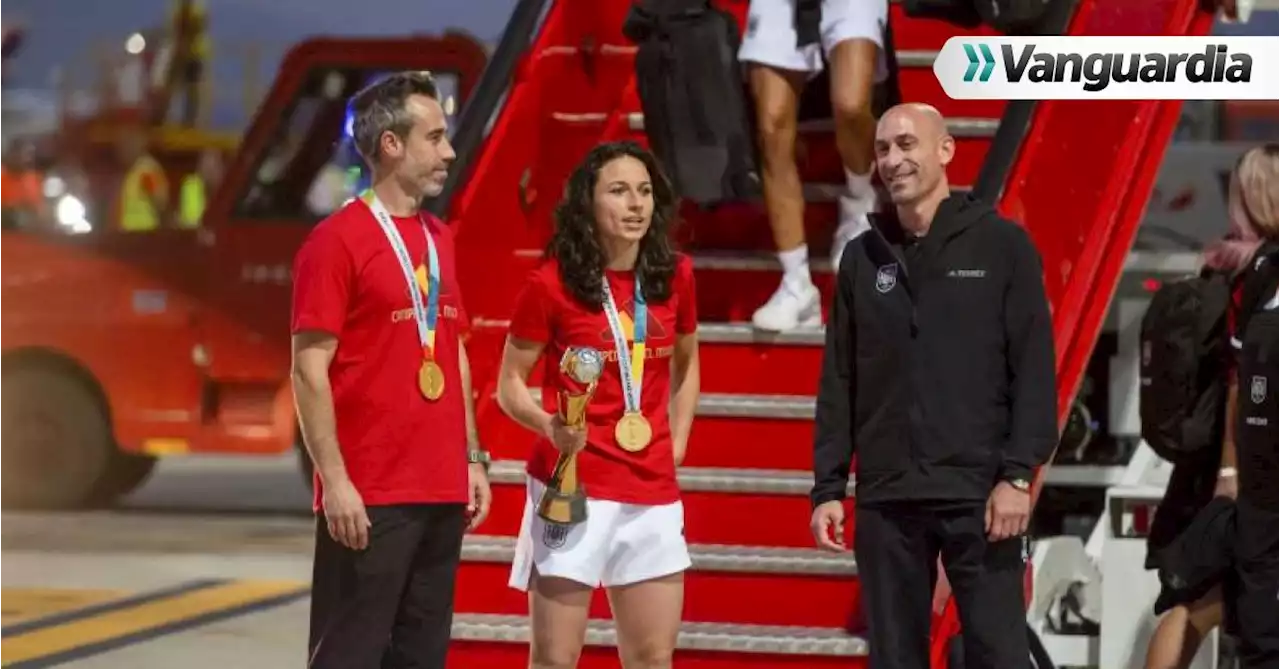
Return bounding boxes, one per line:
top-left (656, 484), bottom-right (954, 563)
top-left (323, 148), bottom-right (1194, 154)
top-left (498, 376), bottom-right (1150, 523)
top-left (508, 476), bottom-right (692, 591)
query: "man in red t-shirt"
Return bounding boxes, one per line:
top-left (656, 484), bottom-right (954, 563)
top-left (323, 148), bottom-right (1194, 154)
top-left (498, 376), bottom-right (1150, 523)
top-left (290, 71), bottom-right (491, 669)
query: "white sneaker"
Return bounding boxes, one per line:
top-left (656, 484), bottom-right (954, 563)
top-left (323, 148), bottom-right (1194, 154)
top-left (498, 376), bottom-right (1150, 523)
top-left (751, 279), bottom-right (822, 331)
top-left (831, 194), bottom-right (874, 271)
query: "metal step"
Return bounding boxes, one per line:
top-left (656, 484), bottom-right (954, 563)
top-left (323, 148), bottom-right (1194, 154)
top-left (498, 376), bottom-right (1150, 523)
top-left (698, 322), bottom-right (826, 346)
top-left (492, 454), bottom-right (1115, 493)
top-left (452, 613), bottom-right (869, 656)
top-left (461, 535), bottom-right (857, 576)
top-left (695, 249), bottom-right (1202, 276)
top-left (693, 250), bottom-right (835, 274)
top-left (803, 182), bottom-right (971, 203)
top-left (625, 113), bottom-right (997, 138)
top-left (525, 389), bottom-right (816, 419)
top-left (895, 50), bottom-right (938, 68)
top-left (489, 459), bottom-right (846, 497)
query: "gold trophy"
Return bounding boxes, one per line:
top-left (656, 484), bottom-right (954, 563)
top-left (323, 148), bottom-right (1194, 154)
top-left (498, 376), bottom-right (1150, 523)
top-left (537, 346), bottom-right (604, 527)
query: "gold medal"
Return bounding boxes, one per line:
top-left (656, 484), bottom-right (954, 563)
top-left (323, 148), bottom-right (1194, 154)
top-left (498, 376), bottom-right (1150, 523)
top-left (614, 412), bottom-right (653, 452)
top-left (418, 360), bottom-right (445, 401)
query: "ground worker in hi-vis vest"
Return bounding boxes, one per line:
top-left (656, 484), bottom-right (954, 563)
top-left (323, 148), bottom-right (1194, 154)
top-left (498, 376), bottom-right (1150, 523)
top-left (178, 149), bottom-right (223, 228)
top-left (118, 133), bottom-right (170, 232)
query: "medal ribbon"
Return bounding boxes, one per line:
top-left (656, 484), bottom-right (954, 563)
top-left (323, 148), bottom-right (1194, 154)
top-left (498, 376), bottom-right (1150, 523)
top-left (361, 190), bottom-right (440, 361)
top-left (602, 276), bottom-right (646, 413)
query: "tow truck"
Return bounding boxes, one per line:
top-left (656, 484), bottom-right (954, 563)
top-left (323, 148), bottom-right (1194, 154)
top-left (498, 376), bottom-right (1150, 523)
top-left (1, 32), bottom-right (489, 507)
top-left (0, 0), bottom-right (1243, 665)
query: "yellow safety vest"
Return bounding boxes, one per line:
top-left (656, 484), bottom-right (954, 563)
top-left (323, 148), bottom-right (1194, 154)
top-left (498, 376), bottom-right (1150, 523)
top-left (179, 174), bottom-right (205, 228)
top-left (120, 156), bottom-right (169, 232)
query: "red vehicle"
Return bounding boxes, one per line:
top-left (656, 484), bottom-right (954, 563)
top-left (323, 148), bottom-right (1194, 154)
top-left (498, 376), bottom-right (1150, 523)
top-left (1, 32), bottom-right (490, 507)
top-left (2, 0), bottom-right (1217, 664)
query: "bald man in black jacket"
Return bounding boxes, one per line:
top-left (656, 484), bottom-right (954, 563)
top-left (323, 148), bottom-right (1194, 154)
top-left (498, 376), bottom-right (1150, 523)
top-left (809, 104), bottom-right (1059, 669)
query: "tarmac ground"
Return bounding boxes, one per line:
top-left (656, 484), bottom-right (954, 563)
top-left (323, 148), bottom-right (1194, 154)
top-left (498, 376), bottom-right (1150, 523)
top-left (2, 454), bottom-right (320, 668)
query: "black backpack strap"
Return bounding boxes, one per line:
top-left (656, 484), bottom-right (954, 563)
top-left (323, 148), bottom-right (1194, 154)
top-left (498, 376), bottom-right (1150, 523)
top-left (795, 0), bottom-right (821, 47)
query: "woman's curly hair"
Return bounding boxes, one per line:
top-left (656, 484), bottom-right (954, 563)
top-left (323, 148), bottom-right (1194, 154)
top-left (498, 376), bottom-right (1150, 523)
top-left (545, 141), bottom-right (679, 309)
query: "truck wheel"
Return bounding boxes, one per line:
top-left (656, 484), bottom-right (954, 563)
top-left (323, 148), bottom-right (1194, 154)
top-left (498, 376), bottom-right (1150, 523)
top-left (93, 452), bottom-right (158, 502)
top-left (1, 366), bottom-right (113, 509)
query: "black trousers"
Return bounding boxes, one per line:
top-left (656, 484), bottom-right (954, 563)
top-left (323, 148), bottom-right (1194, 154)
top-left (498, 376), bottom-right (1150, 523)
top-left (1233, 499), bottom-right (1279, 669)
top-left (308, 503), bottom-right (466, 669)
top-left (856, 501), bottom-right (1029, 669)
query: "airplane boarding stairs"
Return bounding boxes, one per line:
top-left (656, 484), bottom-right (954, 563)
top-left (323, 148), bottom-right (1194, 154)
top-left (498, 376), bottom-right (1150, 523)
top-left (435, 0), bottom-right (1219, 665)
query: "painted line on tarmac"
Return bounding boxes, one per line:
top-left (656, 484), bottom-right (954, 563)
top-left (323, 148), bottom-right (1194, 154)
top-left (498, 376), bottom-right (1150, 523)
top-left (1, 587), bottom-right (131, 628)
top-left (1, 579), bottom-right (310, 668)
top-left (1, 579), bottom-right (224, 638)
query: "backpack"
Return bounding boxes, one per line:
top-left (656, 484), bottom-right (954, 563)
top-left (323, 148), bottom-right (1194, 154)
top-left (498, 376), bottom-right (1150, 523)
top-left (1137, 242), bottom-right (1279, 465)
top-left (1139, 269), bottom-right (1233, 464)
top-left (623, 0), bottom-right (760, 208)
top-left (902, 0), bottom-right (1051, 34)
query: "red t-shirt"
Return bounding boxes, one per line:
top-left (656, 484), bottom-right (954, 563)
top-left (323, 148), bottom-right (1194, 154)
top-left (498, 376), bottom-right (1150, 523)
top-left (290, 200), bottom-right (470, 511)
top-left (508, 255), bottom-right (698, 505)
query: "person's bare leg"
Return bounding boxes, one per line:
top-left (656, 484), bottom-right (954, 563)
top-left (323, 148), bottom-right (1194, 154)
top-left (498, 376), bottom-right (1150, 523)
top-left (607, 573), bottom-right (684, 669)
top-left (1144, 587), bottom-right (1224, 669)
top-left (748, 63), bottom-right (822, 331)
top-left (529, 571), bottom-right (594, 669)
top-left (750, 63), bottom-right (809, 255)
top-left (826, 38), bottom-right (881, 270)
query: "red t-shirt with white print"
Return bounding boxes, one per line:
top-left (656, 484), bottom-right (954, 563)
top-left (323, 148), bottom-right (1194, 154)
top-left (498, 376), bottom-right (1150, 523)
top-left (290, 199), bottom-right (470, 512)
top-left (507, 255), bottom-right (698, 505)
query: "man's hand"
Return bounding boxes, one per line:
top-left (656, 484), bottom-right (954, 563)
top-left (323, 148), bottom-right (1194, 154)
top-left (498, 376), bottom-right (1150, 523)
top-left (985, 481), bottom-right (1030, 541)
top-left (810, 500), bottom-right (847, 552)
top-left (466, 463), bottom-right (492, 532)
top-left (323, 478), bottom-right (371, 550)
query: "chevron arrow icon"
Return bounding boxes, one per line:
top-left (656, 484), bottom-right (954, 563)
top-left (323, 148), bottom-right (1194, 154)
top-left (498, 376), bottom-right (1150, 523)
top-left (962, 43), bottom-right (997, 82)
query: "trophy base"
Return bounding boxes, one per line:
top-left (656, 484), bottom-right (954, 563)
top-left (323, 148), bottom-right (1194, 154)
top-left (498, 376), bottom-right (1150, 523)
top-left (536, 485), bottom-right (588, 526)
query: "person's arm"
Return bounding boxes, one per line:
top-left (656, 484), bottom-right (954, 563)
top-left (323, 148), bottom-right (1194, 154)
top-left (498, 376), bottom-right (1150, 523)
top-left (1217, 370), bottom-right (1240, 499)
top-left (497, 273), bottom-right (556, 437)
top-left (669, 258), bottom-right (700, 466)
top-left (290, 227), bottom-right (368, 550)
top-left (999, 226), bottom-right (1059, 484)
top-left (496, 336), bottom-right (556, 438)
top-left (292, 333), bottom-right (348, 484)
top-left (669, 333), bottom-right (700, 465)
top-left (460, 339), bottom-right (482, 454)
top-left (458, 337), bottom-right (492, 529)
top-left (811, 252), bottom-right (857, 509)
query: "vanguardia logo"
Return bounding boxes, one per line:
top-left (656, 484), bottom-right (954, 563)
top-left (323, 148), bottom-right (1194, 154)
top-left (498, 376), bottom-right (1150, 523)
top-left (934, 37), bottom-right (1278, 101)
top-left (963, 44), bottom-right (996, 82)
top-left (998, 43), bottom-right (1251, 92)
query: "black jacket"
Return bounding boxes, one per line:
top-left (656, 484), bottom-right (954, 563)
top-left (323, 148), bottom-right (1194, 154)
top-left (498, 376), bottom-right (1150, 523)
top-left (811, 194), bottom-right (1059, 507)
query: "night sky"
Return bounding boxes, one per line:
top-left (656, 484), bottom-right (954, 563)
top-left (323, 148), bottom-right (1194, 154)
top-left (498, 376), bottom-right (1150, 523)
top-left (3, 0), bottom-right (516, 127)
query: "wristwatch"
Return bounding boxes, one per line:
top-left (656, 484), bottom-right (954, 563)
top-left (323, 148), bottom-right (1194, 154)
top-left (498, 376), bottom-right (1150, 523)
top-left (1006, 478), bottom-right (1031, 492)
top-left (468, 448), bottom-right (492, 472)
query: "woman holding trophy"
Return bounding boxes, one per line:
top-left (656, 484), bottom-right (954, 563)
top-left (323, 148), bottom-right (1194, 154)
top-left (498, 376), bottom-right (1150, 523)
top-left (496, 140), bottom-right (701, 669)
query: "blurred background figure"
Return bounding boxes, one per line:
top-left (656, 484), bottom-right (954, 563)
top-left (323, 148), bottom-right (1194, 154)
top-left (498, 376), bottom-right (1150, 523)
top-left (115, 129), bottom-right (170, 232)
top-left (165, 0), bottom-right (210, 126)
top-left (179, 147), bottom-right (223, 228)
top-left (2, 22), bottom-right (26, 65)
top-left (0, 138), bottom-right (48, 230)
